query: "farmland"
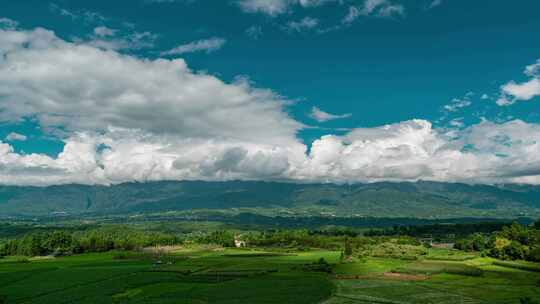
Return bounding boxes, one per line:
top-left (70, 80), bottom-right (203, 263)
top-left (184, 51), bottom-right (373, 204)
top-left (1, 246), bottom-right (539, 304)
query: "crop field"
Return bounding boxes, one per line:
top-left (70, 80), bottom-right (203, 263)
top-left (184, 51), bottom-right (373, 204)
top-left (327, 252), bottom-right (540, 304)
top-left (0, 248), bottom-right (335, 304)
top-left (0, 247), bottom-right (539, 303)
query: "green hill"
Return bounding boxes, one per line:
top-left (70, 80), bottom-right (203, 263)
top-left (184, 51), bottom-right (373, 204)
top-left (0, 181), bottom-right (539, 218)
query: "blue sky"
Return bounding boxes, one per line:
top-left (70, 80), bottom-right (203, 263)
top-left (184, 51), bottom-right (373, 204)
top-left (1, 0), bottom-right (540, 185)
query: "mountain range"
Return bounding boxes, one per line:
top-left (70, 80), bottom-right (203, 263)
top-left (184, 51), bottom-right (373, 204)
top-left (1, 181), bottom-right (539, 218)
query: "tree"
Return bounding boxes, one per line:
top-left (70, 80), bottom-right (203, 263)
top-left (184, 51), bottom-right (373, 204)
top-left (528, 246), bottom-right (540, 262)
top-left (471, 233), bottom-right (486, 251)
top-left (505, 241), bottom-right (525, 260)
top-left (344, 238), bottom-right (353, 257)
top-left (521, 297), bottom-right (540, 304)
top-left (534, 219), bottom-right (540, 230)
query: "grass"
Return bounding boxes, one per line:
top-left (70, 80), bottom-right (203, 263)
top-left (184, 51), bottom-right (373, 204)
top-left (0, 247), bottom-right (335, 304)
top-left (492, 260), bottom-right (540, 272)
top-left (424, 248), bottom-right (478, 261)
top-left (327, 255), bottom-right (540, 304)
top-left (0, 247), bottom-right (539, 303)
top-left (393, 260), bottom-right (484, 276)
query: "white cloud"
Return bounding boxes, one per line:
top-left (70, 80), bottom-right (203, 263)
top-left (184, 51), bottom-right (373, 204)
top-left (236, 0), bottom-right (336, 16)
top-left (161, 37), bottom-right (226, 56)
top-left (500, 79), bottom-right (540, 103)
top-left (443, 97), bottom-right (472, 112)
top-left (49, 4), bottom-right (106, 23)
top-left (0, 26), bottom-right (304, 186)
top-left (309, 107), bottom-right (352, 122)
top-left (286, 17), bottom-right (319, 32)
top-left (245, 26), bottom-right (263, 39)
top-left (0, 18), bottom-right (18, 30)
top-left (378, 4), bottom-right (405, 17)
top-left (83, 27), bottom-right (157, 51)
top-left (237, 0), bottom-right (292, 16)
top-left (448, 118), bottom-right (464, 128)
top-left (144, 0), bottom-right (194, 3)
top-left (525, 59), bottom-right (540, 77)
top-left (343, 0), bottom-right (405, 24)
top-left (427, 0), bottom-right (443, 10)
top-left (93, 26), bottom-right (116, 37)
top-left (361, 0), bottom-right (405, 18)
top-left (5, 132), bottom-right (27, 142)
top-left (342, 6), bottom-right (360, 24)
top-left (497, 58), bottom-right (540, 106)
top-left (50, 5), bottom-right (157, 51)
top-left (300, 119), bottom-right (540, 184)
top-left (2, 25), bottom-right (540, 186)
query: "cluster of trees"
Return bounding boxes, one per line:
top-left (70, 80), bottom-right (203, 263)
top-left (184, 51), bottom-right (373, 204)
top-left (196, 230), bottom-right (236, 247)
top-left (0, 227), bottom-right (180, 257)
top-left (454, 221), bottom-right (540, 261)
top-left (193, 229), bottom-right (421, 256)
top-left (245, 230), bottom-right (338, 249)
top-left (364, 222), bottom-right (513, 238)
top-left (193, 229), bottom-right (367, 250)
top-left (193, 229), bottom-right (339, 249)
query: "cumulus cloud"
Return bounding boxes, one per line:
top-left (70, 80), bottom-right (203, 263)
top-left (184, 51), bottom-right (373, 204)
top-left (0, 28), bottom-right (287, 142)
top-left (498, 79), bottom-right (540, 105)
top-left (5, 132), bottom-right (27, 142)
top-left (0, 26), bottom-right (306, 185)
top-left (161, 37), bottom-right (226, 56)
top-left (2, 25), bottom-right (540, 186)
top-left (299, 119), bottom-right (540, 184)
top-left (497, 58), bottom-right (540, 106)
top-left (309, 107), bottom-right (352, 122)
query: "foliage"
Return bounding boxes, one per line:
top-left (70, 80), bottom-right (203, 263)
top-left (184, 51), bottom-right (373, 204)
top-left (344, 238), bottom-right (353, 257)
top-left (0, 227), bottom-right (180, 257)
top-left (454, 221), bottom-right (540, 261)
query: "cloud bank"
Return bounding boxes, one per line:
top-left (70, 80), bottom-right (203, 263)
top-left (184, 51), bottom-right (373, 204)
top-left (1, 25), bottom-right (540, 186)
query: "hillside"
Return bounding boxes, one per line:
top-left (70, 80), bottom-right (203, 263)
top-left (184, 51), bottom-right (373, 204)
top-left (0, 181), bottom-right (539, 218)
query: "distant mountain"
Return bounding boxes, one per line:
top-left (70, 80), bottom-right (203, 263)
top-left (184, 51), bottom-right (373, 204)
top-left (0, 181), bottom-right (539, 218)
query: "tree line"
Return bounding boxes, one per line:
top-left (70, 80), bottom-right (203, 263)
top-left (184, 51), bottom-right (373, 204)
top-left (454, 221), bottom-right (540, 261)
top-left (0, 227), bottom-right (180, 257)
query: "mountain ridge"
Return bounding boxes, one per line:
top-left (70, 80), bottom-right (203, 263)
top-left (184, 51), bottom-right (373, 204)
top-left (1, 180), bottom-right (539, 218)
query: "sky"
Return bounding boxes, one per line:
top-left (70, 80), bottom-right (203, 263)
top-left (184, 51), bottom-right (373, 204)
top-left (0, 0), bottom-right (540, 186)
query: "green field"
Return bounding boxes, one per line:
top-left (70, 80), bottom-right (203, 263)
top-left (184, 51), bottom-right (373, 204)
top-left (0, 248), bottom-right (335, 304)
top-left (1, 247), bottom-right (539, 304)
